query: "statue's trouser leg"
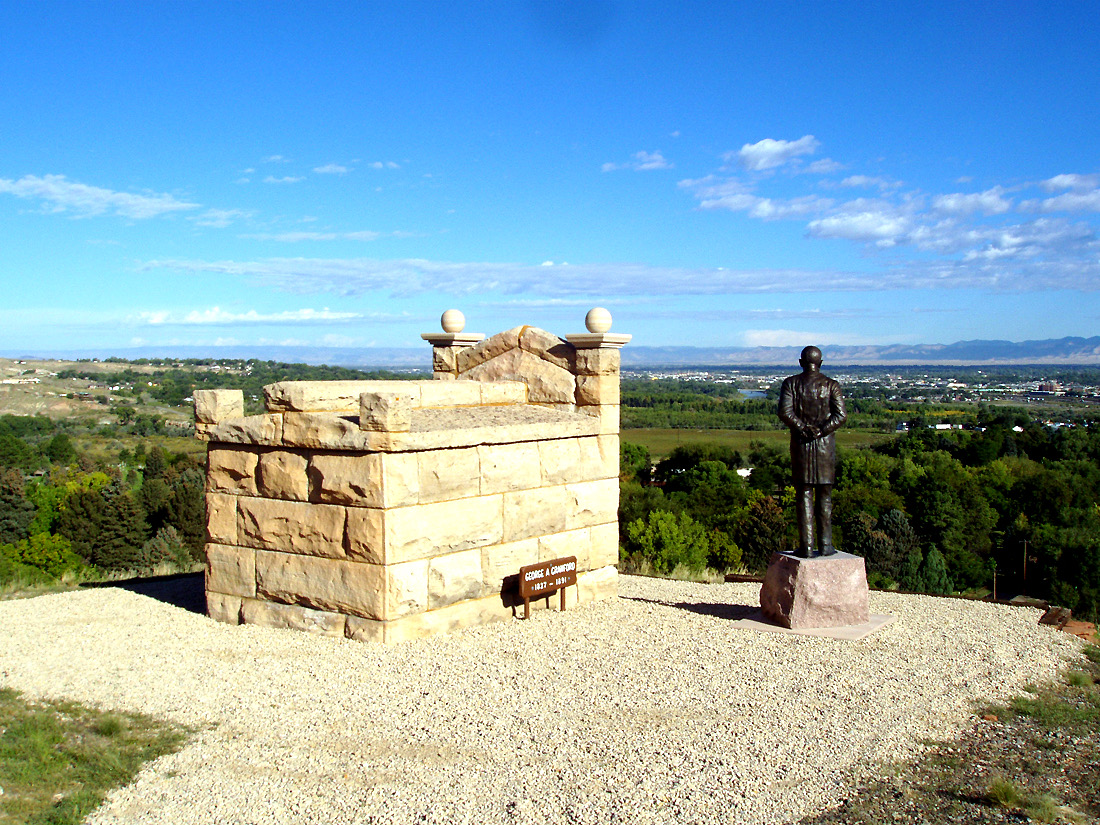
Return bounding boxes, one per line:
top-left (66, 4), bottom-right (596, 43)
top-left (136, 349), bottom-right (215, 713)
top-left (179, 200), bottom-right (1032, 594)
top-left (796, 485), bottom-right (815, 556)
top-left (817, 485), bottom-right (835, 555)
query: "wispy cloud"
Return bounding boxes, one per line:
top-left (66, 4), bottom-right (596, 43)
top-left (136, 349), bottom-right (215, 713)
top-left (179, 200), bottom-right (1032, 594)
top-left (263, 175), bottom-right (305, 184)
top-left (137, 306), bottom-right (363, 325)
top-left (731, 135), bottom-right (821, 171)
top-left (241, 229), bottom-right (415, 242)
top-left (368, 161), bottom-right (400, 169)
top-left (263, 155), bottom-right (291, 163)
top-left (742, 329), bottom-right (874, 347)
top-left (314, 163), bottom-right (350, 175)
top-left (192, 208), bottom-right (253, 228)
top-left (602, 150), bottom-right (672, 172)
top-left (0, 174), bottom-right (199, 219)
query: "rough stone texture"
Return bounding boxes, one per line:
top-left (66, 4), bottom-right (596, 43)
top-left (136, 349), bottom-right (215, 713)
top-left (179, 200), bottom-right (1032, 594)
top-left (199, 414), bottom-right (283, 445)
top-left (385, 559), bottom-right (429, 617)
top-left (237, 498), bottom-right (347, 559)
top-left (256, 450), bottom-right (309, 501)
top-left (360, 391), bottom-right (415, 432)
top-left (565, 478), bottom-right (619, 530)
top-left (455, 326), bottom-right (523, 373)
top-left (282, 412), bottom-right (371, 451)
top-left (578, 403), bottom-right (620, 434)
top-left (503, 486), bottom-right (569, 542)
top-left (265, 380), bottom-right (415, 412)
top-left (575, 373), bottom-right (620, 406)
top-left (382, 593), bottom-right (514, 644)
top-left (478, 381), bottom-right (528, 406)
top-left (575, 347), bottom-right (621, 376)
top-left (428, 549), bottom-right (484, 609)
top-left (204, 591), bottom-right (241, 624)
top-left (240, 598), bottom-right (347, 637)
top-left (419, 380), bottom-right (482, 408)
top-left (538, 528), bottom-right (590, 569)
top-left (417, 446), bottom-right (479, 503)
top-left (254, 550), bottom-right (384, 619)
top-left (206, 447), bottom-right (258, 495)
top-left (481, 537), bottom-right (538, 593)
top-left (589, 521), bottom-right (620, 568)
top-left (759, 551), bottom-right (871, 629)
top-left (307, 452), bottom-right (383, 508)
top-left (385, 496), bottom-right (503, 563)
top-left (578, 564), bottom-right (618, 602)
top-left (464, 348), bottom-right (575, 405)
top-left (539, 436), bottom-right (604, 486)
top-left (477, 442), bottom-right (541, 494)
top-left (432, 344), bottom-right (458, 375)
top-left (205, 492), bottom-right (237, 545)
top-left (205, 543), bottom-right (256, 599)
top-left (193, 389), bottom-right (244, 424)
top-left (341, 507), bottom-right (385, 564)
top-left (343, 615), bottom-right (385, 643)
top-left (519, 326), bottom-right (575, 372)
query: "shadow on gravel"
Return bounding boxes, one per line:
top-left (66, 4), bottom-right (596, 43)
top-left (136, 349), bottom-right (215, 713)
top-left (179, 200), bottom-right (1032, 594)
top-left (83, 572), bottom-right (206, 615)
top-left (619, 595), bottom-right (759, 621)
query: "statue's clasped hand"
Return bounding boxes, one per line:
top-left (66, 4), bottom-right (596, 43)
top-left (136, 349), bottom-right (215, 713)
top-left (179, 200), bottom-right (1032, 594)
top-left (800, 424), bottom-right (821, 440)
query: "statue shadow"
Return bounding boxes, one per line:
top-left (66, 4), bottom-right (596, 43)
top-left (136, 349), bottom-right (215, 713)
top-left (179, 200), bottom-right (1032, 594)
top-left (619, 595), bottom-right (760, 622)
top-left (82, 571), bottom-right (207, 615)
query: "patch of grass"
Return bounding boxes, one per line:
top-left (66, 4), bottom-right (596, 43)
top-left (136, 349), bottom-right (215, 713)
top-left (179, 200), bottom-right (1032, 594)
top-left (986, 774), bottom-right (1026, 808)
top-left (0, 687), bottom-right (189, 825)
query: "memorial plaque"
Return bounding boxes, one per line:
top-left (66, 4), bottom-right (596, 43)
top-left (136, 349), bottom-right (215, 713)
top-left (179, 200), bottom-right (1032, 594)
top-left (518, 556), bottom-right (577, 618)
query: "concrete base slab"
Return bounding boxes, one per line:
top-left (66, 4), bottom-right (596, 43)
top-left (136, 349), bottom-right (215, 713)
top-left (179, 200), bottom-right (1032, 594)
top-left (731, 609), bottom-right (896, 641)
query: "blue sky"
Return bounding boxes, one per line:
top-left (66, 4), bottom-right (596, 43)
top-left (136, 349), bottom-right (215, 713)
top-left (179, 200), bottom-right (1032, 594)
top-left (2, 1), bottom-right (1099, 357)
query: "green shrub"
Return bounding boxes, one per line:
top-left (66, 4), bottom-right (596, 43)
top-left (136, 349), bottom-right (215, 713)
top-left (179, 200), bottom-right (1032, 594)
top-left (624, 510), bottom-right (711, 574)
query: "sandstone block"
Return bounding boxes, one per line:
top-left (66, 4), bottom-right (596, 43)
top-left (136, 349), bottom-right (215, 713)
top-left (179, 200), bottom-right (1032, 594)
top-left (240, 598), bottom-right (347, 637)
top-left (575, 373), bottom-right (620, 406)
top-left (282, 412), bottom-right (372, 450)
top-left (433, 371), bottom-right (456, 381)
top-left (455, 327), bottom-right (522, 373)
top-left (578, 565), bottom-right (618, 603)
top-left (478, 442), bottom-right (541, 495)
top-left (345, 615), bottom-right (384, 643)
top-left (574, 348), bottom-right (621, 377)
top-left (589, 521), bottom-right (621, 568)
top-left (206, 591), bottom-right (242, 625)
top-left (381, 453), bottom-right (419, 507)
top-left (596, 434), bottom-right (620, 479)
top-left (383, 594), bottom-right (513, 644)
top-left (205, 492), bottom-right (238, 545)
top-left (205, 543), bottom-right (256, 599)
top-left (479, 381), bottom-right (527, 406)
top-left (360, 391), bottom-right (416, 432)
top-left (206, 446), bottom-right (258, 495)
top-left (539, 436), bottom-right (604, 486)
top-left (503, 485), bottom-right (570, 542)
top-left (386, 559), bottom-right (429, 617)
top-left (565, 478), bottom-right (619, 530)
top-left (343, 507), bottom-right (385, 563)
top-left (538, 528), bottom-right (590, 569)
top-left (578, 404), bottom-right (620, 434)
top-left (204, 414), bottom-right (283, 446)
top-left (419, 380), bottom-right (482, 408)
top-left (194, 389), bottom-right (244, 424)
top-left (519, 326), bottom-right (575, 372)
top-left (257, 450), bottom-right (309, 501)
top-left (237, 497), bottom-right (346, 558)
top-left (309, 452), bottom-right (383, 508)
top-left (464, 348), bottom-right (575, 405)
top-left (481, 537), bottom-right (539, 593)
top-left (432, 345), bottom-right (458, 376)
top-left (254, 550), bottom-right (384, 619)
top-left (385, 496), bottom-right (504, 563)
top-left (265, 380), bottom-right (418, 412)
top-left (759, 551), bottom-right (870, 629)
top-left (418, 446), bottom-right (479, 503)
top-left (428, 549), bottom-right (484, 609)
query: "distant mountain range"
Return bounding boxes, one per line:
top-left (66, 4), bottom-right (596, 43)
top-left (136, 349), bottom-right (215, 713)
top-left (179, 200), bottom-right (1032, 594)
top-left (7, 336), bottom-right (1100, 368)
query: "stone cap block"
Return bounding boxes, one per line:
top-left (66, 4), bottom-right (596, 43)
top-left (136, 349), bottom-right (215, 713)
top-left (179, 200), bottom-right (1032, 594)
top-left (264, 379), bottom-right (528, 414)
top-left (565, 333), bottom-right (632, 350)
top-left (194, 389), bottom-right (245, 424)
top-left (360, 391), bottom-right (416, 432)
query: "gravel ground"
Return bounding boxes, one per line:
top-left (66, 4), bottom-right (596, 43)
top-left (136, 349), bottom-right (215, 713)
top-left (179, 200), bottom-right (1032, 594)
top-left (0, 576), bottom-right (1084, 825)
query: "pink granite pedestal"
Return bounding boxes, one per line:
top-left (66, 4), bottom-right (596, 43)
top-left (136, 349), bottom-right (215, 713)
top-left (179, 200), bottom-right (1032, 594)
top-left (759, 550), bottom-right (870, 629)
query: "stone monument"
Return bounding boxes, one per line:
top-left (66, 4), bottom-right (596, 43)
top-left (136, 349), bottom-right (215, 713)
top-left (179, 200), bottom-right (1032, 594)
top-left (760, 345), bottom-right (870, 629)
top-left (197, 309), bottom-right (630, 643)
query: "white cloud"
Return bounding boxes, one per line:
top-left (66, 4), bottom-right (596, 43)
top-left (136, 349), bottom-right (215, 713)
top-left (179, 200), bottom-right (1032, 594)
top-left (192, 208), bottom-right (252, 228)
top-left (369, 161), bottom-right (400, 169)
top-left (808, 211), bottom-right (911, 247)
top-left (263, 175), bottom-right (305, 184)
top-left (1032, 190), bottom-right (1100, 213)
top-left (933, 186), bottom-right (1012, 215)
top-left (733, 136), bottom-right (820, 171)
top-left (0, 174), bottom-right (199, 219)
top-left (1040, 173), bottom-right (1100, 192)
top-left (804, 158), bottom-right (843, 174)
top-left (138, 306), bottom-right (363, 325)
top-left (741, 329), bottom-right (870, 347)
top-left (314, 163), bottom-right (350, 175)
top-left (839, 175), bottom-right (896, 190)
top-left (602, 150), bottom-right (672, 172)
top-left (263, 155), bottom-right (290, 163)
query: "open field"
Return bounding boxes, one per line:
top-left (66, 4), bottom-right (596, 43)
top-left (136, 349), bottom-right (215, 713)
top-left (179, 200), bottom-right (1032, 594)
top-left (622, 427), bottom-right (893, 459)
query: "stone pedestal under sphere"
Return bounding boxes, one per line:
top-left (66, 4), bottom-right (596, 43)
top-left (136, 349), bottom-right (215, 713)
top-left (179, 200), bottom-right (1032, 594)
top-left (759, 551), bottom-right (870, 629)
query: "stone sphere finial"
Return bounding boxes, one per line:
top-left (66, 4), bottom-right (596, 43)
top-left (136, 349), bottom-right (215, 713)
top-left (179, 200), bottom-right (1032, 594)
top-left (440, 309), bottom-right (465, 333)
top-left (585, 307), bottom-right (613, 334)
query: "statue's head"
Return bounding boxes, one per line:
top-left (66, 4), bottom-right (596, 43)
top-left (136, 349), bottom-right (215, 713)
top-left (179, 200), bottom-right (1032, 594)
top-left (799, 345), bottom-right (823, 372)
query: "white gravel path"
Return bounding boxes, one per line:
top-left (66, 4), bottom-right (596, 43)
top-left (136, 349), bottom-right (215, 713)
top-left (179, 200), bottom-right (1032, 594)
top-left (0, 576), bottom-right (1083, 825)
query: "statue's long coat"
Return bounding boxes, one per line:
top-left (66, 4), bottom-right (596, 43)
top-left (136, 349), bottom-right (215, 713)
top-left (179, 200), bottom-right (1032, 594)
top-left (778, 371), bottom-right (847, 485)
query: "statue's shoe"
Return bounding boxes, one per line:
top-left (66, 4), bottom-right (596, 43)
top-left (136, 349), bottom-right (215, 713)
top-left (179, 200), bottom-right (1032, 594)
top-left (819, 545), bottom-right (836, 556)
top-left (794, 547), bottom-right (812, 558)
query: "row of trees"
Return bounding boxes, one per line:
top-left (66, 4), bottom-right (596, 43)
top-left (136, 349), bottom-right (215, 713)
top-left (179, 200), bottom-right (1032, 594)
top-left (619, 408), bottom-right (1100, 621)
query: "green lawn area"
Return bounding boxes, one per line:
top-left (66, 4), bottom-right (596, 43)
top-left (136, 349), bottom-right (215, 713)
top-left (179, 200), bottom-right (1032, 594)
top-left (621, 428), bottom-right (893, 460)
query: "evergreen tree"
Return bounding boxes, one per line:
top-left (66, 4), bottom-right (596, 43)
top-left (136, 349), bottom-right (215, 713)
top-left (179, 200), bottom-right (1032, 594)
top-left (736, 494), bottom-right (789, 572)
top-left (166, 469), bottom-right (205, 557)
top-left (919, 545), bottom-right (953, 595)
top-left (898, 544), bottom-right (925, 591)
top-left (0, 469), bottom-right (35, 544)
top-left (92, 491), bottom-right (149, 571)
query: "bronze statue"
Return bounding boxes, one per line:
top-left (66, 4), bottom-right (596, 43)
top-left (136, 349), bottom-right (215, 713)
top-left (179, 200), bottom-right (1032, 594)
top-left (778, 346), bottom-right (847, 558)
